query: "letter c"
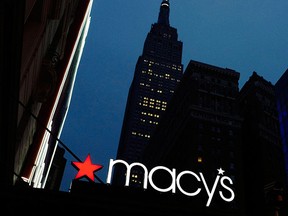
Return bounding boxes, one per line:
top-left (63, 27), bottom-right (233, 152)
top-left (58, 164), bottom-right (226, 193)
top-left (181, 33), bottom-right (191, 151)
top-left (176, 171), bottom-right (201, 196)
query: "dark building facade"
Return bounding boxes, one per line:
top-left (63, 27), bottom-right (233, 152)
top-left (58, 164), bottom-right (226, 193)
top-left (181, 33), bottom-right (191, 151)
top-left (142, 60), bottom-right (244, 214)
top-left (114, 0), bottom-right (183, 186)
top-left (141, 64), bottom-right (288, 215)
top-left (238, 72), bottom-right (287, 216)
top-left (1, 0), bottom-right (93, 191)
top-left (275, 69), bottom-right (288, 187)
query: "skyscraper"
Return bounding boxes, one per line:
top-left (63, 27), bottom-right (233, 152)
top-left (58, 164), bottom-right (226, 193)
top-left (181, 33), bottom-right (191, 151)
top-left (113, 0), bottom-right (183, 186)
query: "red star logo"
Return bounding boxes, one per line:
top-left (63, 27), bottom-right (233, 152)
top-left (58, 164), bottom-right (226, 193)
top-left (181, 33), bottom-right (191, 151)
top-left (71, 154), bottom-right (103, 182)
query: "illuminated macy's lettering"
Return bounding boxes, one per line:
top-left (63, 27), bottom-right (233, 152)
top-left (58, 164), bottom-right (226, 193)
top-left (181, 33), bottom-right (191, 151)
top-left (106, 159), bottom-right (235, 207)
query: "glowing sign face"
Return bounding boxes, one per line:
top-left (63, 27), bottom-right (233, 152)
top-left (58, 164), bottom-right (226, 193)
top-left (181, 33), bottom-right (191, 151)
top-left (106, 159), bottom-right (235, 207)
top-left (72, 155), bottom-right (235, 207)
top-left (71, 154), bottom-right (103, 182)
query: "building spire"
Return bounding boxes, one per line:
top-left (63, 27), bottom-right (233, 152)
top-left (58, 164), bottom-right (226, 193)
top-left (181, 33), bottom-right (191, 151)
top-left (157, 0), bottom-right (170, 26)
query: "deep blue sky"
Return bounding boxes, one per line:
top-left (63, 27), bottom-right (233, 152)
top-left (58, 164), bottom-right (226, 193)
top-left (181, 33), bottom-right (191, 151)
top-left (59, 0), bottom-right (288, 191)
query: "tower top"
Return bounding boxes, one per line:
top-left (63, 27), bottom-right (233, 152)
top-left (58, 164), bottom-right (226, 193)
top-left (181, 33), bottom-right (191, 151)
top-left (157, 0), bottom-right (170, 26)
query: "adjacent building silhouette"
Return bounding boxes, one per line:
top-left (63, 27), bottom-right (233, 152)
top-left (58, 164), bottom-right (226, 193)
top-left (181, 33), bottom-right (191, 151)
top-left (238, 71), bottom-right (287, 216)
top-left (113, 0), bottom-right (183, 186)
top-left (142, 60), bottom-right (245, 215)
top-left (142, 65), bottom-right (287, 215)
top-left (275, 69), bottom-right (288, 187)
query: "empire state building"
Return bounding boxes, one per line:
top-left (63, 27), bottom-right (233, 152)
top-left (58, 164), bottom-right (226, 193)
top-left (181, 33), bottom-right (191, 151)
top-left (113, 0), bottom-right (183, 186)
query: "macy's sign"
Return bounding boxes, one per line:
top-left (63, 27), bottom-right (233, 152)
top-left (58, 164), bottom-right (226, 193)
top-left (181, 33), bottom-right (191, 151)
top-left (106, 159), bottom-right (235, 207)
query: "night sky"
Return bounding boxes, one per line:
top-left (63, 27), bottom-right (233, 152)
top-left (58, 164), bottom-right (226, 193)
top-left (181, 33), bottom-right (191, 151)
top-left (59, 0), bottom-right (288, 191)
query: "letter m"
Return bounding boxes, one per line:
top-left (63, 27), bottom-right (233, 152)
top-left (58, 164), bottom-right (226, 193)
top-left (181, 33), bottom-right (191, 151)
top-left (106, 159), bottom-right (148, 189)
